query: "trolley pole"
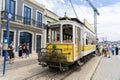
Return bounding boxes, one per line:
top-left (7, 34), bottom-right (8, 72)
top-left (3, 0), bottom-right (10, 75)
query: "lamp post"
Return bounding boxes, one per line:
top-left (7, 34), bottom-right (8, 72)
top-left (0, 0), bottom-right (3, 43)
top-left (3, 0), bottom-right (10, 75)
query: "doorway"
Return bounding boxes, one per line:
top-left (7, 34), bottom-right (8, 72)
top-left (20, 32), bottom-right (32, 53)
top-left (36, 35), bottom-right (41, 53)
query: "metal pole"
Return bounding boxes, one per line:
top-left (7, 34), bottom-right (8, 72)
top-left (0, 0), bottom-right (3, 43)
top-left (94, 11), bottom-right (97, 38)
top-left (3, 0), bottom-right (10, 75)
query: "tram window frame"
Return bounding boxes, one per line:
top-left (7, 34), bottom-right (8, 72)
top-left (62, 25), bottom-right (73, 43)
top-left (47, 26), bottom-right (61, 43)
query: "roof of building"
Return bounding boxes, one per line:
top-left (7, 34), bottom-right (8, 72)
top-left (26, 0), bottom-right (45, 9)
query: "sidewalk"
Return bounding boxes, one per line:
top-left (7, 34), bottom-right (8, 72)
top-left (0, 53), bottom-right (38, 65)
top-left (92, 55), bottom-right (120, 80)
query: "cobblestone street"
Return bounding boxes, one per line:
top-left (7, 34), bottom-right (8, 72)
top-left (92, 55), bottom-right (120, 80)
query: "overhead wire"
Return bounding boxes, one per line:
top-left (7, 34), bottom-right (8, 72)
top-left (74, 0), bottom-right (90, 20)
top-left (68, 0), bottom-right (93, 22)
top-left (69, 0), bottom-right (79, 18)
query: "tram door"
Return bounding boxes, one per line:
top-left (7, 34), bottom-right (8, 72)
top-left (77, 27), bottom-right (81, 57)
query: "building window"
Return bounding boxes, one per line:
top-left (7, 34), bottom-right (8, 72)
top-left (3, 31), bottom-right (14, 43)
top-left (37, 12), bottom-right (42, 28)
top-left (5, 0), bottom-right (16, 21)
top-left (24, 6), bottom-right (31, 25)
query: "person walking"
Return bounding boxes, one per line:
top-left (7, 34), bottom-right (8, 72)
top-left (115, 46), bottom-right (119, 55)
top-left (18, 44), bottom-right (22, 57)
top-left (107, 44), bottom-right (111, 58)
top-left (99, 43), bottom-right (103, 55)
top-left (22, 43), bottom-right (26, 58)
top-left (111, 45), bottom-right (115, 55)
top-left (26, 43), bottom-right (30, 58)
top-left (103, 44), bottom-right (108, 57)
top-left (8, 41), bottom-right (15, 64)
top-left (0, 43), bottom-right (2, 56)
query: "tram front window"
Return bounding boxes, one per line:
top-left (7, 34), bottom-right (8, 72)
top-left (63, 25), bottom-right (73, 43)
top-left (47, 26), bottom-right (60, 42)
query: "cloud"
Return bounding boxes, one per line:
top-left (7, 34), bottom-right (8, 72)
top-left (60, 0), bottom-right (65, 3)
top-left (98, 2), bottom-right (120, 41)
top-left (35, 0), bottom-right (94, 21)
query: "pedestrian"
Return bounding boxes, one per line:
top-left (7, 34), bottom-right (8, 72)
top-left (8, 41), bottom-right (15, 64)
top-left (107, 44), bottom-right (111, 58)
top-left (111, 45), bottom-right (115, 55)
top-left (115, 46), bottom-right (119, 55)
top-left (99, 43), bottom-right (103, 55)
top-left (0, 43), bottom-right (2, 56)
top-left (22, 43), bottom-right (26, 58)
top-left (96, 44), bottom-right (100, 56)
top-left (26, 43), bottom-right (30, 58)
top-left (18, 44), bottom-right (22, 57)
top-left (103, 44), bottom-right (108, 57)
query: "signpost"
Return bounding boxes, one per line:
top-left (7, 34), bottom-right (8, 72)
top-left (3, 0), bottom-right (10, 75)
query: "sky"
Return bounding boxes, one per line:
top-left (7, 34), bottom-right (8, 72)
top-left (35, 0), bottom-right (120, 41)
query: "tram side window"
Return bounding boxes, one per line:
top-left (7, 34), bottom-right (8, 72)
top-left (63, 26), bottom-right (73, 42)
top-left (51, 27), bottom-right (60, 42)
top-left (86, 39), bottom-right (88, 45)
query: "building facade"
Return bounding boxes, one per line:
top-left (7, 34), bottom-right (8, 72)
top-left (0, 0), bottom-right (59, 55)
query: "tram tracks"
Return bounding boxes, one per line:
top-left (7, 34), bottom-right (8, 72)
top-left (23, 54), bottom-right (96, 80)
top-left (23, 61), bottom-right (83, 80)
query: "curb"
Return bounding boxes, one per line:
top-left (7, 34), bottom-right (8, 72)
top-left (86, 56), bottom-right (103, 80)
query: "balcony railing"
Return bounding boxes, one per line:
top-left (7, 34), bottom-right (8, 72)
top-left (1, 11), bottom-right (44, 28)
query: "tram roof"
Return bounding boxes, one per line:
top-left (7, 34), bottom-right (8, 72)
top-left (59, 17), bottom-right (83, 24)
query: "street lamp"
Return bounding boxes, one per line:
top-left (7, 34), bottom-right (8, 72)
top-left (3, 0), bottom-right (10, 75)
top-left (0, 0), bottom-right (3, 43)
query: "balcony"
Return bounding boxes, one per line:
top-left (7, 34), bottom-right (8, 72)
top-left (1, 11), bottom-right (44, 28)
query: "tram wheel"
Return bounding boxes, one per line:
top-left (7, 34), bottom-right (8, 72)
top-left (75, 60), bottom-right (82, 66)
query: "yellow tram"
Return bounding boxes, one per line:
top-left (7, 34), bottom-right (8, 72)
top-left (38, 17), bottom-right (96, 70)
